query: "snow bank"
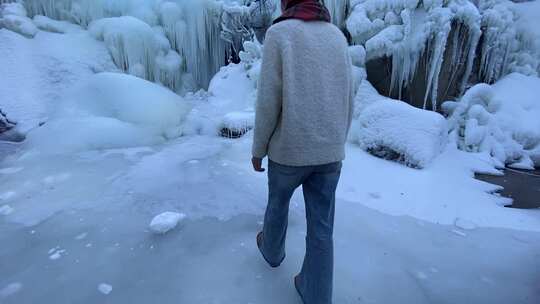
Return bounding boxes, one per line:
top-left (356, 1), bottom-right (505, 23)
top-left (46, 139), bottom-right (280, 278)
top-left (0, 2), bottom-right (38, 38)
top-left (33, 15), bottom-right (79, 33)
top-left (149, 211), bottom-right (186, 234)
top-left (25, 72), bottom-right (192, 153)
top-left (350, 90), bottom-right (448, 168)
top-left (443, 73), bottom-right (540, 168)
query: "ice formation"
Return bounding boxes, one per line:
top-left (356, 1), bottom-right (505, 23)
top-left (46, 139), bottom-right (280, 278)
top-left (20, 0), bottom-right (276, 89)
top-left (182, 38), bottom-right (261, 137)
top-left (13, 0), bottom-right (538, 102)
top-left (443, 73), bottom-right (540, 169)
top-left (346, 0), bottom-right (482, 110)
top-left (346, 0), bottom-right (539, 110)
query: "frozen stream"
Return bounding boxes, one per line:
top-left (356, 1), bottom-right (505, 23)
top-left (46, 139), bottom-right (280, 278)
top-left (1, 197), bottom-right (539, 304)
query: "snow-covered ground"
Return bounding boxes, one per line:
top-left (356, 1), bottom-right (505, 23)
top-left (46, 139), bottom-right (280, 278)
top-left (1, 12), bottom-right (540, 304)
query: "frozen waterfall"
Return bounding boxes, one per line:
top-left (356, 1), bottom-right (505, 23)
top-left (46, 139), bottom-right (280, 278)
top-left (14, 0), bottom-right (540, 109)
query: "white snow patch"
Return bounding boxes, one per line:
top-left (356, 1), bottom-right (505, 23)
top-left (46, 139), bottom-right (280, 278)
top-left (0, 282), bottom-right (22, 298)
top-left (43, 173), bottom-right (71, 184)
top-left (75, 232), bottom-right (88, 240)
top-left (98, 283), bottom-right (112, 295)
top-left (48, 247), bottom-right (66, 260)
top-left (454, 218), bottom-right (477, 230)
top-left (452, 229), bottom-right (467, 237)
top-left (0, 204), bottom-right (14, 215)
top-left (0, 167), bottom-right (23, 174)
top-left (149, 212), bottom-right (187, 234)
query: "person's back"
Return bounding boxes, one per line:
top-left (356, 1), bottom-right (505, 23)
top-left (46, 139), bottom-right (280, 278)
top-left (252, 19), bottom-right (353, 166)
top-left (251, 1), bottom-right (353, 304)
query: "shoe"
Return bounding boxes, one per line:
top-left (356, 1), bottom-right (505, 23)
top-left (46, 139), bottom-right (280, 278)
top-left (294, 275), bottom-right (306, 304)
top-left (256, 231), bottom-right (285, 268)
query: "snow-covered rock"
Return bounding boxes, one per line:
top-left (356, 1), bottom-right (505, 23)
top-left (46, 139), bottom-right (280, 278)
top-left (24, 72), bottom-right (192, 153)
top-left (350, 95), bottom-right (448, 168)
top-left (149, 212), bottom-right (186, 234)
top-left (220, 111), bottom-right (255, 138)
top-left (444, 73), bottom-right (540, 168)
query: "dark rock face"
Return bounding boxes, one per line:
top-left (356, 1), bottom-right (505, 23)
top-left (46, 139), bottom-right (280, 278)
top-left (365, 21), bottom-right (477, 111)
top-left (0, 109), bottom-right (16, 134)
top-left (0, 109), bottom-right (24, 142)
top-left (219, 126), bottom-right (253, 139)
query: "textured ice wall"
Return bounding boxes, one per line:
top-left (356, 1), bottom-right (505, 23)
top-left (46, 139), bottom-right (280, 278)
top-left (16, 0), bottom-right (540, 103)
top-left (21, 0), bottom-right (276, 90)
top-left (346, 0), bottom-right (539, 110)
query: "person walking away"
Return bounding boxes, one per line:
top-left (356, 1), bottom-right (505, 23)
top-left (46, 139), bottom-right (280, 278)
top-left (251, 0), bottom-right (354, 303)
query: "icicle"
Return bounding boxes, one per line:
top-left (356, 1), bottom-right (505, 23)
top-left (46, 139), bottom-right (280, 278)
top-left (324, 0), bottom-right (349, 28)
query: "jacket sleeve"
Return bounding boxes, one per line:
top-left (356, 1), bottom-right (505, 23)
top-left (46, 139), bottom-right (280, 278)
top-left (252, 29), bottom-right (282, 159)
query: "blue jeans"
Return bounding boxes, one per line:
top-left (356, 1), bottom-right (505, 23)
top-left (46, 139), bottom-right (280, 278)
top-left (260, 160), bottom-right (342, 304)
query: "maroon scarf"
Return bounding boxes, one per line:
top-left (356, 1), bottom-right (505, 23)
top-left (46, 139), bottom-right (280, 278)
top-left (273, 0), bottom-right (331, 24)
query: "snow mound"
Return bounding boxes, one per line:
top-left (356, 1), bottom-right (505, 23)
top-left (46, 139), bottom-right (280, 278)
top-left (350, 98), bottom-right (448, 168)
top-left (149, 211), bottom-right (186, 234)
top-left (25, 72), bottom-right (192, 153)
top-left (33, 15), bottom-right (79, 33)
top-left (0, 3), bottom-right (38, 38)
top-left (443, 73), bottom-right (540, 168)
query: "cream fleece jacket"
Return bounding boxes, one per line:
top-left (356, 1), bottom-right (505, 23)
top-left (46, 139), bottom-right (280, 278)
top-left (252, 19), bottom-right (354, 166)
